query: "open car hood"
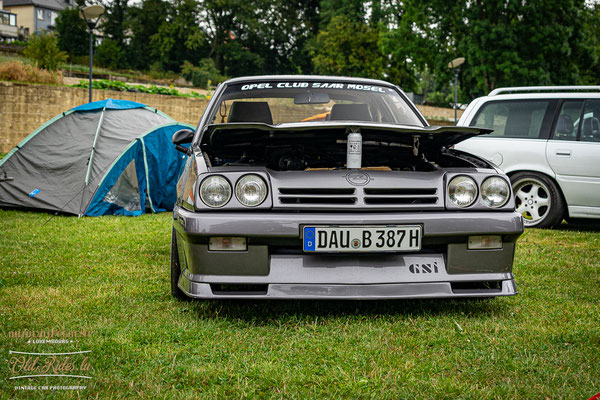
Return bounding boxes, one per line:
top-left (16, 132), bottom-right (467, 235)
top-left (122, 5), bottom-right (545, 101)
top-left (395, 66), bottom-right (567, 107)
top-left (201, 122), bottom-right (491, 152)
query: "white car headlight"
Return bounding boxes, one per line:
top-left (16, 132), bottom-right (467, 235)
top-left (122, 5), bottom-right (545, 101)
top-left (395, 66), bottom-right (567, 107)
top-left (481, 176), bottom-right (510, 207)
top-left (235, 174), bottom-right (268, 207)
top-left (199, 175), bottom-right (231, 208)
top-left (448, 175), bottom-right (478, 207)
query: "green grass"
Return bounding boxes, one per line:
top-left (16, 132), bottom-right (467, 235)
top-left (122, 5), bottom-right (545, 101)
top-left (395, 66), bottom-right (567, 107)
top-left (0, 211), bottom-right (598, 399)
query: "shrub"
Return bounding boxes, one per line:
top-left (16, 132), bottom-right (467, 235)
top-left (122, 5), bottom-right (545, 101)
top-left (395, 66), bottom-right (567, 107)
top-left (71, 79), bottom-right (206, 98)
top-left (1, 39), bottom-right (28, 47)
top-left (23, 32), bottom-right (68, 71)
top-left (0, 61), bottom-right (62, 84)
top-left (95, 39), bottom-right (126, 70)
top-left (425, 91), bottom-right (454, 108)
top-left (181, 59), bottom-right (225, 89)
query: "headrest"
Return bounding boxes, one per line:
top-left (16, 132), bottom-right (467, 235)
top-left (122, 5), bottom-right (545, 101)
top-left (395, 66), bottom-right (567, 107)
top-left (555, 114), bottom-right (574, 135)
top-left (583, 117), bottom-right (600, 136)
top-left (330, 104), bottom-right (371, 121)
top-left (228, 101), bottom-right (273, 124)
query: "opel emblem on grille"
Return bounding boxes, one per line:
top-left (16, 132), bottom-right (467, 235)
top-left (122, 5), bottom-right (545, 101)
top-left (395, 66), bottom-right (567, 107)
top-left (346, 171), bottom-right (370, 186)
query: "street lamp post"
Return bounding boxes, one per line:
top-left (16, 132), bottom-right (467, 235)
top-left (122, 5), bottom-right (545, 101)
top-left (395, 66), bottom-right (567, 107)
top-left (447, 57), bottom-right (465, 124)
top-left (80, 5), bottom-right (105, 103)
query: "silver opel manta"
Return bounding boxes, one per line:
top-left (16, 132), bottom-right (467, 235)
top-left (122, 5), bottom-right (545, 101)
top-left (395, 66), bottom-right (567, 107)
top-left (170, 76), bottom-right (523, 300)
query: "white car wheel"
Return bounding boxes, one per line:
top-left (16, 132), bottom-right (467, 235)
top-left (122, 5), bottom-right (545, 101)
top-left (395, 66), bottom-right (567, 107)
top-left (511, 172), bottom-right (564, 228)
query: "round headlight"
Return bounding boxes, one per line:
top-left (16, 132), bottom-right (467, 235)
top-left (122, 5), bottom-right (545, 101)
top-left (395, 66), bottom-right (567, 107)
top-left (235, 174), bottom-right (268, 207)
top-left (481, 176), bottom-right (510, 207)
top-left (448, 176), bottom-right (478, 207)
top-left (199, 175), bottom-right (231, 208)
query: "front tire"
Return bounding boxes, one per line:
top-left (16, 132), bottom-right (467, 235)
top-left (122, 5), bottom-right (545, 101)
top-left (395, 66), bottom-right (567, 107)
top-left (511, 172), bottom-right (564, 229)
top-left (171, 227), bottom-right (189, 300)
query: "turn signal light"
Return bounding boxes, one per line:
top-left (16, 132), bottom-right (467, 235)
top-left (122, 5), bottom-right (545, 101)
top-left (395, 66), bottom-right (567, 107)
top-left (208, 237), bottom-right (247, 251)
top-left (468, 235), bottom-right (502, 250)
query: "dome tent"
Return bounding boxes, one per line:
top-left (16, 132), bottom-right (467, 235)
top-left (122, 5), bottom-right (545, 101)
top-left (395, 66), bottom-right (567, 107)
top-left (0, 99), bottom-right (194, 216)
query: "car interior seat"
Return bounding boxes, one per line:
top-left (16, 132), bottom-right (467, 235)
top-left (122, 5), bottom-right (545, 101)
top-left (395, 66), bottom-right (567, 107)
top-left (582, 117), bottom-right (600, 142)
top-left (227, 101), bottom-right (273, 124)
top-left (554, 114), bottom-right (574, 139)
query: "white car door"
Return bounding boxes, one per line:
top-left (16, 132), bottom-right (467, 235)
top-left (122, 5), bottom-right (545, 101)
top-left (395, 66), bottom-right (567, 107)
top-left (455, 99), bottom-right (554, 175)
top-left (546, 100), bottom-right (600, 217)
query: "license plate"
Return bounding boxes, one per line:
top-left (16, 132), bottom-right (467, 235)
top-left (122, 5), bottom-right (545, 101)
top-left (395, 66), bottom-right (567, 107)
top-left (303, 225), bottom-right (421, 253)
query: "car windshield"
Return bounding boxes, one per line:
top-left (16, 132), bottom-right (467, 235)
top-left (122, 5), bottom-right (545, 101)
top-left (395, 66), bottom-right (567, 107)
top-left (209, 80), bottom-right (424, 127)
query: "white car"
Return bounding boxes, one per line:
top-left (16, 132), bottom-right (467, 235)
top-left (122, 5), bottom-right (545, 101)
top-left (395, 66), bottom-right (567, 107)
top-left (456, 86), bottom-right (600, 228)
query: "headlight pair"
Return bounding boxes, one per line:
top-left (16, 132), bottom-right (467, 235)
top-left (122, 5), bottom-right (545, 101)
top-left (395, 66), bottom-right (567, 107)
top-left (199, 174), bottom-right (268, 208)
top-left (448, 175), bottom-right (509, 208)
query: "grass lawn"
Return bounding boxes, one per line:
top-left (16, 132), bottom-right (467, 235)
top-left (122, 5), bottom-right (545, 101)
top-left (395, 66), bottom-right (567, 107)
top-left (0, 210), bottom-right (598, 399)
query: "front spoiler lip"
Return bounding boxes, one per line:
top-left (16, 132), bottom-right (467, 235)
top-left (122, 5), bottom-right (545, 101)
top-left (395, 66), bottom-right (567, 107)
top-left (178, 276), bottom-right (517, 300)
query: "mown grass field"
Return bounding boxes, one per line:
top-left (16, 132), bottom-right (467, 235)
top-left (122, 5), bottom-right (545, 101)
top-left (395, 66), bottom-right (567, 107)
top-left (0, 210), bottom-right (599, 399)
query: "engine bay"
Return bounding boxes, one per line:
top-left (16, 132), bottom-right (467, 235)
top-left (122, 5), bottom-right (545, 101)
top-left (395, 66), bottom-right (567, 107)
top-left (200, 124), bottom-right (492, 172)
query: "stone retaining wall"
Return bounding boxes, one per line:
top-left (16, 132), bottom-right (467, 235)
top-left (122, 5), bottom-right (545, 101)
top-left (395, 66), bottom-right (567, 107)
top-left (0, 82), bottom-right (462, 153)
top-left (0, 82), bottom-right (208, 153)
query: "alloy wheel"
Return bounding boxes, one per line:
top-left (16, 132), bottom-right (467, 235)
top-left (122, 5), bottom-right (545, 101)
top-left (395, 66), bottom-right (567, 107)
top-left (513, 178), bottom-right (551, 226)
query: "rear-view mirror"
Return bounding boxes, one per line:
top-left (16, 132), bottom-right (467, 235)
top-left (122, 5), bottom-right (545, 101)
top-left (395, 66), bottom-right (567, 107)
top-left (294, 92), bottom-right (330, 105)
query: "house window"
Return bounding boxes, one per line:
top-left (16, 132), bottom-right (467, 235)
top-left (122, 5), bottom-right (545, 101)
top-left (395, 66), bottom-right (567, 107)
top-left (37, 9), bottom-right (44, 20)
top-left (0, 11), bottom-right (16, 25)
top-left (50, 11), bottom-right (57, 25)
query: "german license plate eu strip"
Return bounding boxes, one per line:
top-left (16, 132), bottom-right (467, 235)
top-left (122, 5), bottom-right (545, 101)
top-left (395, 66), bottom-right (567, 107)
top-left (303, 225), bottom-right (421, 253)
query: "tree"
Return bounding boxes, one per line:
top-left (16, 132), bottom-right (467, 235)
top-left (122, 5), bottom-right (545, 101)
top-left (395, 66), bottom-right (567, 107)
top-left (23, 32), bottom-right (68, 70)
top-left (150, 0), bottom-right (206, 71)
top-left (101, 0), bottom-right (129, 48)
top-left (380, 0), bottom-right (600, 100)
top-left (319, 0), bottom-right (365, 26)
top-left (199, 0), bottom-right (321, 76)
top-left (55, 7), bottom-right (89, 61)
top-left (95, 39), bottom-right (126, 69)
top-left (309, 15), bottom-right (385, 79)
top-left (221, 40), bottom-right (264, 77)
top-left (128, 0), bottom-right (170, 70)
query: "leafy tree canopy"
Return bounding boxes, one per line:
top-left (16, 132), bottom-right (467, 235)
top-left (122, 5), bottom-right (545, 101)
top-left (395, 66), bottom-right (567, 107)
top-left (55, 7), bottom-right (88, 60)
top-left (50, 0), bottom-right (600, 103)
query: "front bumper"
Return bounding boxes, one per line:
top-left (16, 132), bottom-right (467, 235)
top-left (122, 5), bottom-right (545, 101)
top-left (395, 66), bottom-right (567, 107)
top-left (173, 207), bottom-right (523, 299)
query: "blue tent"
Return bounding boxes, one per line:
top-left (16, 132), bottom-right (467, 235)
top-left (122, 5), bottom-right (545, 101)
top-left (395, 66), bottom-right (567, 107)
top-left (0, 99), bottom-right (194, 216)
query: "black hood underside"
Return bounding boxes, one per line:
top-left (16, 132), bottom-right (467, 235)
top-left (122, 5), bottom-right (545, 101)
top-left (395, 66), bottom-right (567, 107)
top-left (200, 122), bottom-right (493, 172)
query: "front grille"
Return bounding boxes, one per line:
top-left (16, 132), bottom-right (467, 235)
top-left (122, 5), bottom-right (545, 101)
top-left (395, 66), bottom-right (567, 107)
top-left (280, 197), bottom-right (356, 205)
top-left (279, 188), bottom-right (355, 195)
top-left (270, 170), bottom-right (444, 210)
top-left (364, 188), bottom-right (437, 195)
top-left (364, 188), bottom-right (438, 205)
top-left (278, 187), bottom-right (357, 205)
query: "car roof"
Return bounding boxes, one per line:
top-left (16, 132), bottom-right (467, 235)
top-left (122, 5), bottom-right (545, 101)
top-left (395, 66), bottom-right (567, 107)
top-left (481, 86), bottom-right (600, 100)
top-left (488, 85), bottom-right (600, 96)
top-left (481, 92), bottom-right (600, 100)
top-left (222, 75), bottom-right (398, 88)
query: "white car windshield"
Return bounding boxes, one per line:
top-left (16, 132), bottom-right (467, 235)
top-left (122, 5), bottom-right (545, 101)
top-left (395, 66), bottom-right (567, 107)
top-left (210, 80), bottom-right (424, 127)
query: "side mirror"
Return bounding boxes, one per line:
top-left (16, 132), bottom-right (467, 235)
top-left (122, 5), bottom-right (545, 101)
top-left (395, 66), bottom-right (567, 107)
top-left (172, 128), bottom-right (194, 156)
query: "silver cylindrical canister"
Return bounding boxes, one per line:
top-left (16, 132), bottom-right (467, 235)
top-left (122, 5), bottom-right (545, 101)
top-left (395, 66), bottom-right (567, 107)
top-left (347, 131), bottom-right (362, 169)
